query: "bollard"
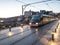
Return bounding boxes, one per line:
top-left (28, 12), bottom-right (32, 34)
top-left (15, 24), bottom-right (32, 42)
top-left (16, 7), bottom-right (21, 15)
top-left (9, 26), bottom-right (11, 32)
top-left (55, 28), bottom-right (56, 33)
top-left (52, 34), bottom-right (54, 41)
top-left (9, 28), bottom-right (11, 32)
top-left (57, 23), bottom-right (59, 28)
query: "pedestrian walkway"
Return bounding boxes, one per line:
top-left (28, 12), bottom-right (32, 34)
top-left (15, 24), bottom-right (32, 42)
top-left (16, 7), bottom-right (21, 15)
top-left (47, 21), bottom-right (60, 45)
top-left (52, 21), bottom-right (60, 45)
top-left (35, 20), bottom-right (59, 45)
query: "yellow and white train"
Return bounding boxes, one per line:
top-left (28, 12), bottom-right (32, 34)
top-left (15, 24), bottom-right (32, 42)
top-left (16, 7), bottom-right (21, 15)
top-left (29, 14), bottom-right (57, 27)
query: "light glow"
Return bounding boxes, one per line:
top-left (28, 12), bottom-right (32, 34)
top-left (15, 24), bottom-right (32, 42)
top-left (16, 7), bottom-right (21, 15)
top-left (7, 32), bottom-right (13, 36)
top-left (29, 23), bottom-right (31, 25)
top-left (49, 41), bottom-right (57, 45)
top-left (36, 23), bottom-right (38, 25)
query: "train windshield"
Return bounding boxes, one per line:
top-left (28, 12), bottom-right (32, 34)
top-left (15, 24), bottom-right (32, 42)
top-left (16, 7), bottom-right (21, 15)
top-left (31, 15), bottom-right (41, 22)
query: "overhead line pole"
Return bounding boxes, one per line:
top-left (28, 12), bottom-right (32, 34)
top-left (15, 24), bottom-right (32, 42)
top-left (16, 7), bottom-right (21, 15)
top-left (16, 0), bottom-right (60, 15)
top-left (22, 0), bottom-right (52, 15)
top-left (16, 0), bottom-right (52, 15)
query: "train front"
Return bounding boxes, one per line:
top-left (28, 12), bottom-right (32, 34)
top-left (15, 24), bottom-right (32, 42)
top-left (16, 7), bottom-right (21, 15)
top-left (29, 15), bottom-right (41, 27)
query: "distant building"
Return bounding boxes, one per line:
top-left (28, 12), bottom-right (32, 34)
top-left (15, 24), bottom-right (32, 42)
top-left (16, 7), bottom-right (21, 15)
top-left (40, 10), bottom-right (53, 15)
top-left (24, 10), bottom-right (39, 17)
top-left (24, 10), bottom-right (55, 18)
top-left (47, 11), bottom-right (53, 15)
top-left (40, 10), bottom-right (46, 14)
top-left (24, 10), bottom-right (32, 17)
top-left (56, 13), bottom-right (60, 19)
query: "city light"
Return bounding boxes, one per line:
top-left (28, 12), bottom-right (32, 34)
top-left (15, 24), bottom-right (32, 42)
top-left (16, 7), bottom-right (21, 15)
top-left (49, 41), bottom-right (56, 45)
top-left (0, 20), bottom-right (4, 22)
top-left (36, 23), bottom-right (38, 25)
top-left (7, 32), bottom-right (13, 36)
top-left (29, 23), bottom-right (31, 25)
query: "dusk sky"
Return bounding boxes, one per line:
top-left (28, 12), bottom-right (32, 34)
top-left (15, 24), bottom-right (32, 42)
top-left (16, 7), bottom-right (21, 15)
top-left (0, 0), bottom-right (60, 18)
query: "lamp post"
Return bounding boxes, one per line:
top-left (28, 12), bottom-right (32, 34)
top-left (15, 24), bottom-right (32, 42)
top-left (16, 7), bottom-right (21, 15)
top-left (22, 5), bottom-right (23, 15)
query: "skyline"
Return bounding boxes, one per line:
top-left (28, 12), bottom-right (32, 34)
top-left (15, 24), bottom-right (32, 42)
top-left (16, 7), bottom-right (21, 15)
top-left (0, 0), bottom-right (60, 18)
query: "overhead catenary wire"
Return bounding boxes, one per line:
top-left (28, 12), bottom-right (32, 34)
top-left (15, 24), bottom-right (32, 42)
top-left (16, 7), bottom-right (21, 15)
top-left (45, 0), bottom-right (60, 12)
top-left (45, 3), bottom-right (53, 11)
top-left (16, 0), bottom-right (39, 10)
top-left (16, 0), bottom-right (53, 11)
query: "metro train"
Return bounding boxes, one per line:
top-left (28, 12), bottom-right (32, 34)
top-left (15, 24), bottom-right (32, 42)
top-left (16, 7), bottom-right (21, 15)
top-left (29, 14), bottom-right (57, 27)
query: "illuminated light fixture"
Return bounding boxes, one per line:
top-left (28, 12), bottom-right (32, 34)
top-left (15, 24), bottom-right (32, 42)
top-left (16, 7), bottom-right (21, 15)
top-left (49, 40), bottom-right (57, 45)
top-left (0, 20), bottom-right (4, 22)
top-left (29, 23), bottom-right (31, 25)
top-left (36, 23), bottom-right (38, 25)
top-left (7, 32), bottom-right (13, 36)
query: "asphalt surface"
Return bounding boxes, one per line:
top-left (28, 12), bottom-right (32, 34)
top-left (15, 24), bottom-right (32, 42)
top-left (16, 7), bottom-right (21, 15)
top-left (0, 20), bottom-right (58, 45)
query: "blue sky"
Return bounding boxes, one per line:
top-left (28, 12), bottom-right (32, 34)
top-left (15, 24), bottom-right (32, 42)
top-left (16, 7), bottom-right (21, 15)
top-left (0, 0), bottom-right (60, 18)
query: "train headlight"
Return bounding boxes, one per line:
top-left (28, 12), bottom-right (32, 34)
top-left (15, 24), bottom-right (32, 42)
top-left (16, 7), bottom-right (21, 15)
top-left (29, 23), bottom-right (31, 25)
top-left (36, 23), bottom-right (38, 25)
